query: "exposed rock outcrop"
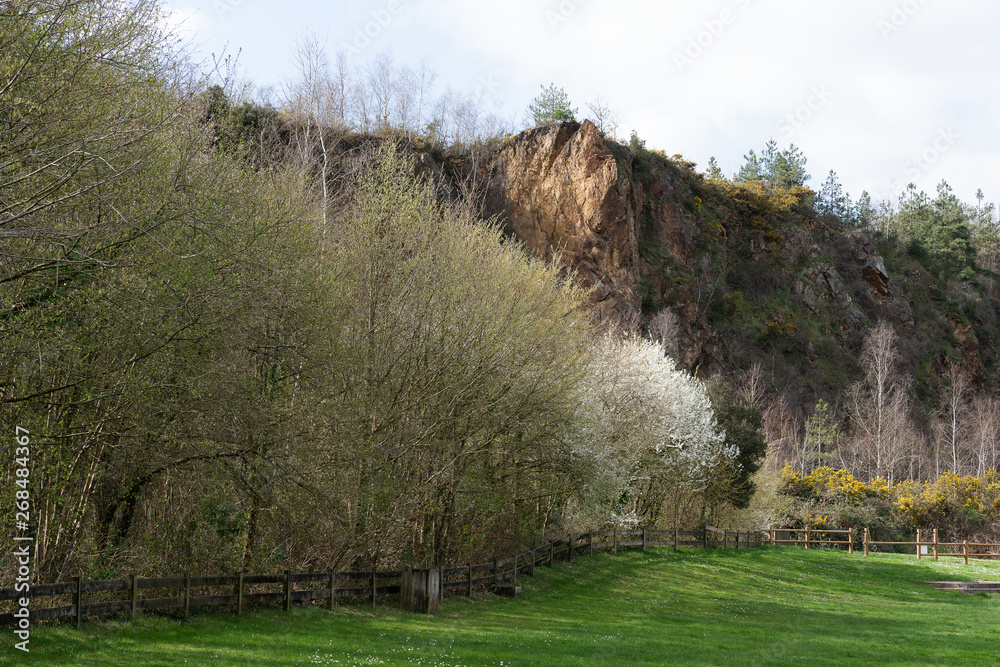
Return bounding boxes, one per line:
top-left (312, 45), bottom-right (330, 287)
top-left (480, 121), bottom-right (641, 325)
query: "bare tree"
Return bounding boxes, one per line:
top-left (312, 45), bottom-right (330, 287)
top-left (940, 360), bottom-right (973, 474)
top-left (846, 321), bottom-right (912, 482)
top-left (648, 308), bottom-right (681, 362)
top-left (970, 396), bottom-right (1000, 476)
top-left (586, 95), bottom-right (621, 140)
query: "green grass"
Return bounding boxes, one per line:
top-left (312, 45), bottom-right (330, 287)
top-left (7, 547), bottom-right (1000, 665)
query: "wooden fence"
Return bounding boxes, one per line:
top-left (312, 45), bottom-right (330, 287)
top-left (765, 527), bottom-right (1000, 564)
top-left (0, 526), bottom-right (762, 628)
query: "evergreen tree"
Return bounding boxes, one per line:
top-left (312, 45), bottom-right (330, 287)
top-left (817, 169), bottom-right (852, 222)
top-left (528, 83), bottom-right (578, 126)
top-left (734, 149), bottom-right (764, 183)
top-left (706, 156), bottom-right (724, 180)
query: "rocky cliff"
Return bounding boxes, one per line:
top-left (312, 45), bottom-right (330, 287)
top-left (455, 121), bottom-right (999, 411)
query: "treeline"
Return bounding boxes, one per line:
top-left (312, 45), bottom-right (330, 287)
top-left (0, 1), bottom-right (765, 585)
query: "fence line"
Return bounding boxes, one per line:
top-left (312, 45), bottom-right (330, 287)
top-left (765, 527), bottom-right (1000, 564)
top-left (0, 527), bottom-right (763, 628)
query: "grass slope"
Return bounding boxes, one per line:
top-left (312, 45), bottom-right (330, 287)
top-left (7, 547), bottom-right (1000, 666)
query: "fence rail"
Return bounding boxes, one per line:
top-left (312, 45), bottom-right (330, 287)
top-left (0, 526), bottom-right (764, 628)
top-left (766, 527), bottom-right (1000, 564)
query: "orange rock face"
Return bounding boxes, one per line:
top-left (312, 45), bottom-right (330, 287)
top-left (482, 121), bottom-right (640, 325)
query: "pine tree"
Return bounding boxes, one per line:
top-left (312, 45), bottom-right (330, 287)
top-left (706, 156), bottom-right (724, 180)
top-left (528, 83), bottom-right (578, 126)
top-left (734, 150), bottom-right (764, 183)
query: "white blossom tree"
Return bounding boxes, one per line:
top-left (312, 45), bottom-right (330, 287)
top-left (564, 335), bottom-right (732, 526)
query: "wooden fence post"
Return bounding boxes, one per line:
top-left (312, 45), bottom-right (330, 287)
top-left (568, 535), bottom-right (574, 563)
top-left (674, 528), bottom-right (679, 552)
top-left (613, 528), bottom-right (618, 555)
top-left (330, 572), bottom-right (336, 610)
top-left (805, 528), bottom-right (810, 550)
top-left (285, 570), bottom-right (292, 611)
top-left (549, 542), bottom-right (554, 567)
top-left (237, 572), bottom-right (244, 616)
top-left (493, 557), bottom-right (499, 581)
top-left (642, 528), bottom-right (647, 552)
top-left (703, 527), bottom-right (709, 549)
top-left (933, 529), bottom-right (939, 561)
top-left (916, 529), bottom-right (922, 559)
top-left (467, 564), bottom-right (473, 597)
top-left (963, 540), bottom-right (969, 565)
top-left (848, 528), bottom-right (854, 555)
top-left (185, 573), bottom-right (191, 619)
top-left (76, 575), bottom-right (83, 630)
top-left (864, 528), bottom-right (870, 557)
top-left (589, 532), bottom-right (594, 557)
top-left (131, 574), bottom-right (138, 623)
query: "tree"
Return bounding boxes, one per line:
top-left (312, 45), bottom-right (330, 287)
top-left (940, 361), bottom-right (972, 474)
top-left (586, 95), bottom-right (620, 139)
top-left (893, 181), bottom-right (975, 279)
top-left (312, 142), bottom-right (592, 565)
top-left (704, 377), bottom-right (768, 510)
top-left (528, 83), bottom-right (577, 126)
top-left (734, 149), bottom-right (764, 183)
top-left (763, 140), bottom-right (810, 188)
top-left (817, 170), bottom-right (852, 222)
top-left (846, 321), bottom-right (912, 483)
top-left (706, 157), bottom-right (724, 180)
top-left (592, 337), bottom-right (731, 524)
top-left (801, 399), bottom-right (839, 474)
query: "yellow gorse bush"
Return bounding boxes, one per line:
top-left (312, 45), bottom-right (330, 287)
top-left (891, 470), bottom-right (1000, 528)
top-left (780, 464), bottom-right (890, 504)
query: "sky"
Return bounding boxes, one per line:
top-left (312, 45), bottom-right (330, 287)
top-left (163, 0), bottom-right (1000, 207)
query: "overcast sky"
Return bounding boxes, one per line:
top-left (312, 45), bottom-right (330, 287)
top-left (165, 0), bottom-right (999, 207)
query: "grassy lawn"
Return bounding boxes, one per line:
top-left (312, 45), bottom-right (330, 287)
top-left (6, 546), bottom-right (1000, 666)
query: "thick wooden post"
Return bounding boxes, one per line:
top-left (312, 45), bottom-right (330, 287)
top-left (131, 574), bottom-right (138, 622)
top-left (963, 540), bottom-right (969, 565)
top-left (467, 564), bottom-right (473, 597)
top-left (371, 567), bottom-right (377, 607)
top-left (529, 548), bottom-right (535, 576)
top-left (401, 568), bottom-right (442, 614)
top-left (589, 532), bottom-right (594, 557)
top-left (848, 528), bottom-right (854, 554)
top-left (917, 530), bottom-right (922, 559)
top-left (703, 527), bottom-right (709, 549)
top-left (642, 528), bottom-right (647, 552)
top-left (285, 570), bottom-right (292, 611)
top-left (933, 529), bottom-right (939, 560)
top-left (185, 574), bottom-right (191, 618)
top-left (493, 557), bottom-right (499, 580)
top-left (613, 528), bottom-right (618, 555)
top-left (237, 572), bottom-right (244, 616)
top-left (76, 576), bottom-right (83, 630)
top-left (864, 528), bottom-right (870, 557)
top-left (722, 531), bottom-right (727, 549)
top-left (330, 572), bottom-right (337, 610)
top-left (805, 528), bottom-right (810, 550)
top-left (674, 528), bottom-right (679, 552)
